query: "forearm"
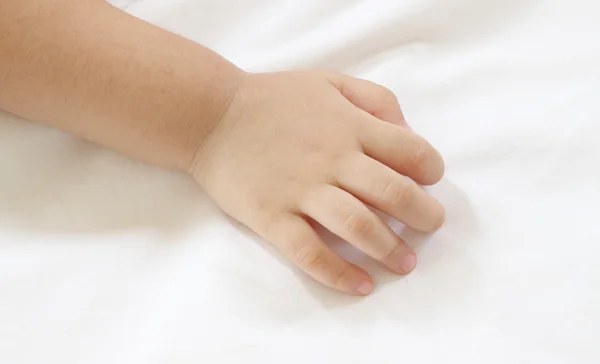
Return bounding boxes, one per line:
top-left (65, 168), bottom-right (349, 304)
top-left (0, 0), bottom-right (243, 171)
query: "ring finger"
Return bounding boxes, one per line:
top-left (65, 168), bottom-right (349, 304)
top-left (300, 184), bottom-right (417, 275)
top-left (335, 152), bottom-right (445, 233)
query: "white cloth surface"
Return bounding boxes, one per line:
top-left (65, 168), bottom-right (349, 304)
top-left (1, 0), bottom-right (600, 363)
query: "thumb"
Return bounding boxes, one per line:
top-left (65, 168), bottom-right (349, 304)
top-left (327, 73), bottom-right (410, 129)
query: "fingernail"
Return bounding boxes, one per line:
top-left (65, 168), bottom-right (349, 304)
top-left (402, 253), bottom-right (417, 273)
top-left (355, 280), bottom-right (373, 295)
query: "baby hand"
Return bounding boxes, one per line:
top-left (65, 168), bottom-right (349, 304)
top-left (190, 71), bottom-right (445, 295)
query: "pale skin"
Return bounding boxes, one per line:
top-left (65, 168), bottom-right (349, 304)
top-left (0, 0), bottom-right (445, 296)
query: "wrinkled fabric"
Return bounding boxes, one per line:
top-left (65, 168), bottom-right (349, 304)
top-left (1, 0), bottom-right (599, 363)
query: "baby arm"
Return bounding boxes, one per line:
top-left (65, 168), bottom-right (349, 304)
top-left (0, 0), bottom-right (242, 170)
top-left (0, 0), bottom-right (445, 295)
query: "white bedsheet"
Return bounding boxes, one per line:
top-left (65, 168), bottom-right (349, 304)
top-left (1, 0), bottom-right (599, 363)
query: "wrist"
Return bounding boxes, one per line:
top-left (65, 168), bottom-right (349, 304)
top-left (182, 62), bottom-right (246, 174)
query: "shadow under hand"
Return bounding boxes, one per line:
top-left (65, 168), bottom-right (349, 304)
top-left (239, 177), bottom-right (481, 318)
top-left (0, 114), bottom-right (210, 239)
top-left (369, 178), bottom-right (482, 325)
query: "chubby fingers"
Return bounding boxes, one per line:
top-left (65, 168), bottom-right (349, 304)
top-left (327, 73), bottom-right (444, 185)
top-left (265, 213), bottom-right (374, 296)
top-left (335, 152), bottom-right (445, 233)
top-left (300, 185), bottom-right (417, 277)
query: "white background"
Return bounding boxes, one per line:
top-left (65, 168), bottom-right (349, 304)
top-left (1, 0), bottom-right (599, 363)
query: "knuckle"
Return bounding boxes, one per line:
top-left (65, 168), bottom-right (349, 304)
top-left (381, 242), bottom-right (401, 263)
top-left (410, 139), bottom-right (431, 168)
top-left (380, 179), bottom-right (415, 209)
top-left (341, 210), bottom-right (374, 237)
top-left (374, 84), bottom-right (399, 105)
top-left (294, 244), bottom-right (327, 271)
top-left (331, 264), bottom-right (352, 291)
